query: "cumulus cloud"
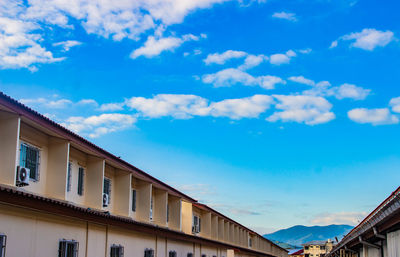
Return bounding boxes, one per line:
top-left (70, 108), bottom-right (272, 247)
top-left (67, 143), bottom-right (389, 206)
top-left (209, 95), bottom-right (273, 119)
top-left (269, 50), bottom-right (296, 65)
top-left (203, 50), bottom-right (247, 65)
top-left (202, 68), bottom-right (285, 89)
top-left (289, 76), bottom-right (370, 100)
top-left (62, 113), bottom-right (137, 138)
top-left (98, 102), bottom-right (125, 111)
top-left (125, 94), bottom-right (273, 119)
top-left (311, 211), bottom-right (368, 226)
top-left (272, 11), bottom-right (297, 22)
top-left (20, 97), bottom-right (73, 109)
top-left (126, 94), bottom-right (209, 119)
top-left (348, 108), bottom-right (399, 125)
top-left (389, 97), bottom-right (400, 113)
top-left (0, 0), bottom-right (228, 70)
top-left (52, 40), bottom-right (82, 52)
top-left (267, 95), bottom-right (335, 125)
top-left (238, 54), bottom-right (268, 70)
top-left (331, 28), bottom-right (395, 51)
top-left (130, 33), bottom-right (201, 58)
top-left (20, 96), bottom-right (98, 109)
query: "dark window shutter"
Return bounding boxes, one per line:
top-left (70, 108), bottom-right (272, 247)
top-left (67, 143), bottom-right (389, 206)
top-left (198, 218), bottom-right (201, 232)
top-left (132, 190), bottom-right (136, 212)
top-left (78, 167), bottom-right (84, 196)
top-left (67, 162), bottom-right (72, 192)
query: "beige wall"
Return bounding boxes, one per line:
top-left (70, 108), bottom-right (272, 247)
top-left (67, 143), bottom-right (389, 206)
top-left (168, 195), bottom-right (181, 231)
top-left (181, 201), bottom-right (193, 234)
top-left (67, 147), bottom-right (88, 205)
top-left (0, 113), bottom-right (19, 186)
top-left (153, 187), bottom-right (168, 226)
top-left (85, 156), bottom-right (105, 209)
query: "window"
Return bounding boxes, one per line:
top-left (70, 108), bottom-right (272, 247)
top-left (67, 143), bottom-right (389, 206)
top-left (305, 246), bottom-right (309, 250)
top-left (132, 189), bottom-right (136, 212)
top-left (192, 215), bottom-right (201, 233)
top-left (150, 195), bottom-right (153, 220)
top-left (20, 142), bottom-right (40, 181)
top-left (144, 249), bottom-right (154, 257)
top-left (167, 203), bottom-right (169, 223)
top-left (187, 253), bottom-right (193, 257)
top-left (201, 254), bottom-right (206, 257)
top-left (249, 238), bottom-right (252, 247)
top-left (67, 162), bottom-right (72, 192)
top-left (110, 244), bottom-right (124, 257)
top-left (103, 177), bottom-right (111, 207)
top-left (0, 234), bottom-right (6, 257)
top-left (58, 240), bottom-right (78, 257)
top-left (169, 251), bottom-right (177, 257)
top-left (320, 246), bottom-right (325, 250)
top-left (77, 167), bottom-right (84, 196)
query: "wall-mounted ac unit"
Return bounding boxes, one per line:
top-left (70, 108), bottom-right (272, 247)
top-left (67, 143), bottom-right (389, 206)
top-left (16, 166), bottom-right (30, 187)
top-left (103, 193), bottom-right (109, 207)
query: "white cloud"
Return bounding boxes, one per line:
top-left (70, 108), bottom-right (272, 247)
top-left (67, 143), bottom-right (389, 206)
top-left (299, 48), bottom-right (312, 54)
top-left (0, 0), bottom-right (229, 69)
top-left (209, 95), bottom-right (273, 119)
top-left (348, 108), bottom-right (399, 125)
top-left (267, 95), bottom-right (335, 125)
top-left (389, 97), bottom-right (400, 113)
top-left (77, 99), bottom-right (98, 106)
top-left (125, 94), bottom-right (273, 120)
top-left (202, 68), bottom-right (285, 89)
top-left (272, 11), bottom-right (297, 22)
top-left (203, 50), bottom-right (247, 65)
top-left (130, 33), bottom-right (200, 58)
top-left (20, 97), bottom-right (72, 109)
top-left (289, 76), bottom-right (370, 101)
top-left (333, 83), bottom-right (371, 100)
top-left (288, 76), bottom-right (316, 86)
top-left (98, 102), bottom-right (125, 111)
top-left (311, 211), bottom-right (368, 226)
top-left (126, 94), bottom-right (209, 119)
top-left (269, 50), bottom-right (296, 65)
top-left (62, 113), bottom-right (137, 138)
top-left (238, 54), bottom-right (268, 70)
top-left (332, 28), bottom-right (395, 51)
top-left (52, 40), bottom-right (82, 51)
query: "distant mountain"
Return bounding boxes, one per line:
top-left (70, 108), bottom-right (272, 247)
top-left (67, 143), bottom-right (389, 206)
top-left (264, 225), bottom-right (353, 247)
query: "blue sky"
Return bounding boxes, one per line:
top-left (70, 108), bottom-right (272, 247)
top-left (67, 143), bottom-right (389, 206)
top-left (1, 0), bottom-right (400, 234)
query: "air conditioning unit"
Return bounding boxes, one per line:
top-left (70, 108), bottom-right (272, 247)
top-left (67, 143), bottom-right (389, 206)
top-left (103, 193), bottom-right (109, 207)
top-left (16, 166), bottom-right (30, 187)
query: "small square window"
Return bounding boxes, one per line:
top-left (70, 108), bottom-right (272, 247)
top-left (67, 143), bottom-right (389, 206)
top-left (169, 251), bottom-right (177, 257)
top-left (0, 234), bottom-right (6, 257)
top-left (145, 249), bottom-right (154, 257)
top-left (111, 244), bottom-right (124, 257)
top-left (202, 254), bottom-right (207, 257)
top-left (58, 239), bottom-right (78, 257)
top-left (20, 143), bottom-right (40, 181)
top-left (187, 253), bottom-right (193, 257)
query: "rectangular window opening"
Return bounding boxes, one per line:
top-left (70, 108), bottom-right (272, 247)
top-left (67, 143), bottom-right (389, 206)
top-left (58, 239), bottom-right (78, 257)
top-left (110, 244), bottom-right (124, 257)
top-left (78, 167), bottom-right (84, 196)
top-left (20, 142), bottom-right (40, 181)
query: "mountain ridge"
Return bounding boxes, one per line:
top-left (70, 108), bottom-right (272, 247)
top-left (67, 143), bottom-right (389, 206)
top-left (264, 224), bottom-right (353, 247)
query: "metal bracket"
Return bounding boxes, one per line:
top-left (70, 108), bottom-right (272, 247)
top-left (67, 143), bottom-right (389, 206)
top-left (359, 236), bottom-right (381, 249)
top-left (373, 227), bottom-right (386, 240)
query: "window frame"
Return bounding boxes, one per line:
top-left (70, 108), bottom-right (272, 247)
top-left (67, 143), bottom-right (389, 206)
top-left (103, 177), bottom-right (112, 206)
top-left (187, 253), bottom-right (193, 257)
top-left (19, 141), bottom-right (41, 181)
top-left (144, 249), bottom-right (154, 257)
top-left (169, 251), bottom-right (177, 257)
top-left (110, 244), bottom-right (124, 257)
top-left (67, 162), bottom-right (72, 192)
top-left (77, 167), bottom-right (85, 196)
top-left (0, 234), bottom-right (6, 257)
top-left (58, 239), bottom-right (79, 257)
top-left (132, 189), bottom-right (137, 212)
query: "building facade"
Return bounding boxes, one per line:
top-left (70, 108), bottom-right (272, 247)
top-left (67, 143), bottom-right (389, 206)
top-left (303, 240), bottom-right (335, 257)
top-left (327, 187), bottom-right (400, 257)
top-left (0, 91), bottom-right (288, 257)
